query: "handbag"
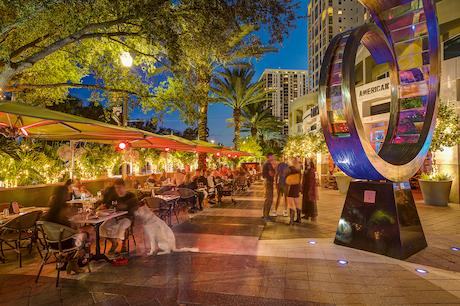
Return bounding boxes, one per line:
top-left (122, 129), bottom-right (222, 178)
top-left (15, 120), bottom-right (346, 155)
top-left (285, 173), bottom-right (301, 185)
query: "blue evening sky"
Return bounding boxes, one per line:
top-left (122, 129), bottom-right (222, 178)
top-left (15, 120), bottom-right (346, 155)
top-left (70, 1), bottom-right (308, 147)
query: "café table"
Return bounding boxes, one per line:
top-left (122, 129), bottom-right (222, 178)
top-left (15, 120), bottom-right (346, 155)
top-left (66, 198), bottom-right (98, 205)
top-left (69, 210), bottom-right (127, 263)
top-left (0, 207), bottom-right (49, 225)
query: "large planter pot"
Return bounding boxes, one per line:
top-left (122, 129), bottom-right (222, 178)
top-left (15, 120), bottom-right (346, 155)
top-left (334, 175), bottom-right (352, 194)
top-left (419, 179), bottom-right (452, 206)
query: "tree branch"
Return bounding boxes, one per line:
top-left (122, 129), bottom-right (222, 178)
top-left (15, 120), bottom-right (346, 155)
top-left (10, 15), bottom-right (135, 72)
top-left (0, 34), bottom-right (52, 70)
top-left (0, 0), bottom-right (64, 38)
top-left (5, 83), bottom-right (155, 98)
top-left (79, 31), bottom-right (142, 40)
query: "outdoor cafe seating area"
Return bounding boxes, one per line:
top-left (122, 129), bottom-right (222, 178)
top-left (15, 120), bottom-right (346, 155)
top-left (0, 168), bottom-right (258, 286)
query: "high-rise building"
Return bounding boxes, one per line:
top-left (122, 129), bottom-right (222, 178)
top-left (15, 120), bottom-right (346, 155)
top-left (307, 0), bottom-right (369, 92)
top-left (259, 69), bottom-right (308, 134)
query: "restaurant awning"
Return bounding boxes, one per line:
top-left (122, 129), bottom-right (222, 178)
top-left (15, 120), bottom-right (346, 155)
top-left (0, 101), bottom-right (252, 157)
top-left (0, 102), bottom-right (192, 150)
top-left (221, 148), bottom-right (253, 157)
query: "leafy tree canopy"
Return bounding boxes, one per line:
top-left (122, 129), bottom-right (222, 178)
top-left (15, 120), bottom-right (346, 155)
top-left (1, 0), bottom-right (301, 126)
top-left (431, 103), bottom-right (460, 152)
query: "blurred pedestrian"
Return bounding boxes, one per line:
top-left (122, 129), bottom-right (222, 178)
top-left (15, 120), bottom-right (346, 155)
top-left (302, 160), bottom-right (318, 221)
top-left (273, 156), bottom-right (289, 217)
top-left (285, 157), bottom-right (302, 225)
top-left (262, 152), bottom-right (275, 221)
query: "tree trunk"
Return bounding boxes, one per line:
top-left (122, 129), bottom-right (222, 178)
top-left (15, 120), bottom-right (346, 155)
top-left (0, 65), bottom-right (17, 97)
top-left (251, 127), bottom-right (257, 138)
top-left (197, 99), bottom-right (209, 170)
top-left (233, 108), bottom-right (242, 150)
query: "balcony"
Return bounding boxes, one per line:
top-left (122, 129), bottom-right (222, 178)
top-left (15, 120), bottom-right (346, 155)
top-left (302, 105), bottom-right (319, 122)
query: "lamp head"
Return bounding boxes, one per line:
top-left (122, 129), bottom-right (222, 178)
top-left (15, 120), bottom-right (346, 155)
top-left (121, 52), bottom-right (133, 67)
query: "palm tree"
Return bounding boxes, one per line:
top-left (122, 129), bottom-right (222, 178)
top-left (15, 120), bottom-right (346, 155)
top-left (155, 25), bottom-right (276, 169)
top-left (226, 101), bottom-right (286, 139)
top-left (212, 67), bottom-right (272, 150)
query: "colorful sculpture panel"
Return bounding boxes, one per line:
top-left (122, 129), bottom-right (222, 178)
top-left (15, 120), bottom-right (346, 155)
top-left (318, 0), bottom-right (440, 259)
top-left (319, 0), bottom-right (440, 182)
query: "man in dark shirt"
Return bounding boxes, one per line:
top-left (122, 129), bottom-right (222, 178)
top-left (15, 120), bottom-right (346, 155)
top-left (192, 169), bottom-right (207, 210)
top-left (262, 152), bottom-right (275, 221)
top-left (100, 179), bottom-right (138, 254)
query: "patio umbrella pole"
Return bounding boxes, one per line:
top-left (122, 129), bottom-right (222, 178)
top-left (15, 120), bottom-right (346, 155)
top-left (70, 140), bottom-right (75, 179)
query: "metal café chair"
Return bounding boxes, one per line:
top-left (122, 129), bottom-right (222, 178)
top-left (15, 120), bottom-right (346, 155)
top-left (143, 197), bottom-right (171, 225)
top-left (160, 190), bottom-right (181, 224)
top-left (35, 221), bottom-right (90, 287)
top-left (0, 210), bottom-right (42, 267)
top-left (177, 188), bottom-right (197, 212)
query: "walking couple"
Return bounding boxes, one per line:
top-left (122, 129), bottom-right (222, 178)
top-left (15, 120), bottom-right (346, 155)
top-left (262, 152), bottom-right (318, 225)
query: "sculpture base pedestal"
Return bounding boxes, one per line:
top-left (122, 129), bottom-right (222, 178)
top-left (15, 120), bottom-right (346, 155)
top-left (334, 181), bottom-right (427, 260)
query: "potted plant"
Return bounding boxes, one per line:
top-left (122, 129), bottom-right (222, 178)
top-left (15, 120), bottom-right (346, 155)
top-left (419, 172), bottom-right (453, 206)
top-left (334, 171), bottom-right (352, 194)
top-left (418, 103), bottom-right (460, 206)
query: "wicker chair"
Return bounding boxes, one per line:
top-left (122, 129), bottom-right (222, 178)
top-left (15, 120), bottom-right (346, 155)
top-left (35, 221), bottom-right (89, 287)
top-left (0, 210), bottom-right (42, 267)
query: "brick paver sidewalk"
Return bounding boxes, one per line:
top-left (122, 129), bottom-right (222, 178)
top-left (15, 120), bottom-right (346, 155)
top-left (0, 180), bottom-right (459, 305)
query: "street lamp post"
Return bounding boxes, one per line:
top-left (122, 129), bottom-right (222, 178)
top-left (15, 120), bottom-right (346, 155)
top-left (121, 52), bottom-right (132, 178)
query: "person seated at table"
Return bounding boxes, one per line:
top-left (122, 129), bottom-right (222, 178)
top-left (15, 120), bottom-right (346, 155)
top-left (206, 170), bottom-right (218, 204)
top-left (179, 173), bottom-right (199, 212)
top-left (157, 170), bottom-right (169, 185)
top-left (220, 167), bottom-right (228, 179)
top-left (212, 170), bottom-right (224, 203)
top-left (99, 179), bottom-right (138, 254)
top-left (80, 186), bottom-right (93, 198)
top-left (192, 170), bottom-right (207, 210)
top-left (64, 179), bottom-right (76, 201)
top-left (145, 174), bottom-right (157, 185)
top-left (174, 168), bottom-right (185, 186)
top-left (46, 186), bottom-right (94, 273)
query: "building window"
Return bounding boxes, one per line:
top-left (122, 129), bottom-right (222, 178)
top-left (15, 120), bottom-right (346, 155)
top-left (444, 34), bottom-right (460, 60)
top-left (338, 17), bottom-right (342, 23)
top-left (338, 10), bottom-right (343, 15)
top-left (329, 25), bottom-right (333, 33)
top-left (329, 16), bottom-right (333, 24)
top-left (328, 0), bottom-right (332, 5)
top-left (338, 0), bottom-right (341, 4)
top-left (377, 71), bottom-right (390, 80)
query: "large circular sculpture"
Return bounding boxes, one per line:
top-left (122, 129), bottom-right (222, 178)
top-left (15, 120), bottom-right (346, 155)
top-left (319, 0), bottom-right (440, 182)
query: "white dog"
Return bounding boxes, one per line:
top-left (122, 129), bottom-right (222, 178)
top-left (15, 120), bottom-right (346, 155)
top-left (135, 206), bottom-right (199, 255)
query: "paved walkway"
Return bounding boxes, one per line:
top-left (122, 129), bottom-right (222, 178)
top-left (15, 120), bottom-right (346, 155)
top-left (0, 181), bottom-right (460, 305)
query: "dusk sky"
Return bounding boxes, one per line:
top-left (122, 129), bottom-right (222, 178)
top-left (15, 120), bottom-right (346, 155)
top-left (71, 1), bottom-right (308, 147)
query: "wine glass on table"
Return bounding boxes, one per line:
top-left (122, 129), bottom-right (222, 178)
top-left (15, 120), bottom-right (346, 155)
top-left (112, 200), bottom-right (118, 211)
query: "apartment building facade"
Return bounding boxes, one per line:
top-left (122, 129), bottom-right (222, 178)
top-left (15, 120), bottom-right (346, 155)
top-left (307, 0), bottom-right (369, 92)
top-left (259, 69), bottom-right (308, 135)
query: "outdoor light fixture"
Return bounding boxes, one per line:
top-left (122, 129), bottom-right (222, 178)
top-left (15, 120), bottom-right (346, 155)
top-left (118, 142), bottom-right (127, 150)
top-left (165, 148), bottom-right (170, 152)
top-left (228, 154), bottom-right (231, 158)
top-left (337, 260), bottom-right (348, 265)
top-left (308, 241), bottom-right (317, 245)
top-left (451, 247), bottom-right (460, 251)
top-left (415, 269), bottom-right (428, 274)
top-left (120, 52), bottom-right (133, 67)
top-left (216, 152), bottom-right (220, 157)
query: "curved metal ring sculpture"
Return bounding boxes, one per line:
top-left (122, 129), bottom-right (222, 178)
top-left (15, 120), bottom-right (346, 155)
top-left (319, 0), bottom-right (440, 181)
